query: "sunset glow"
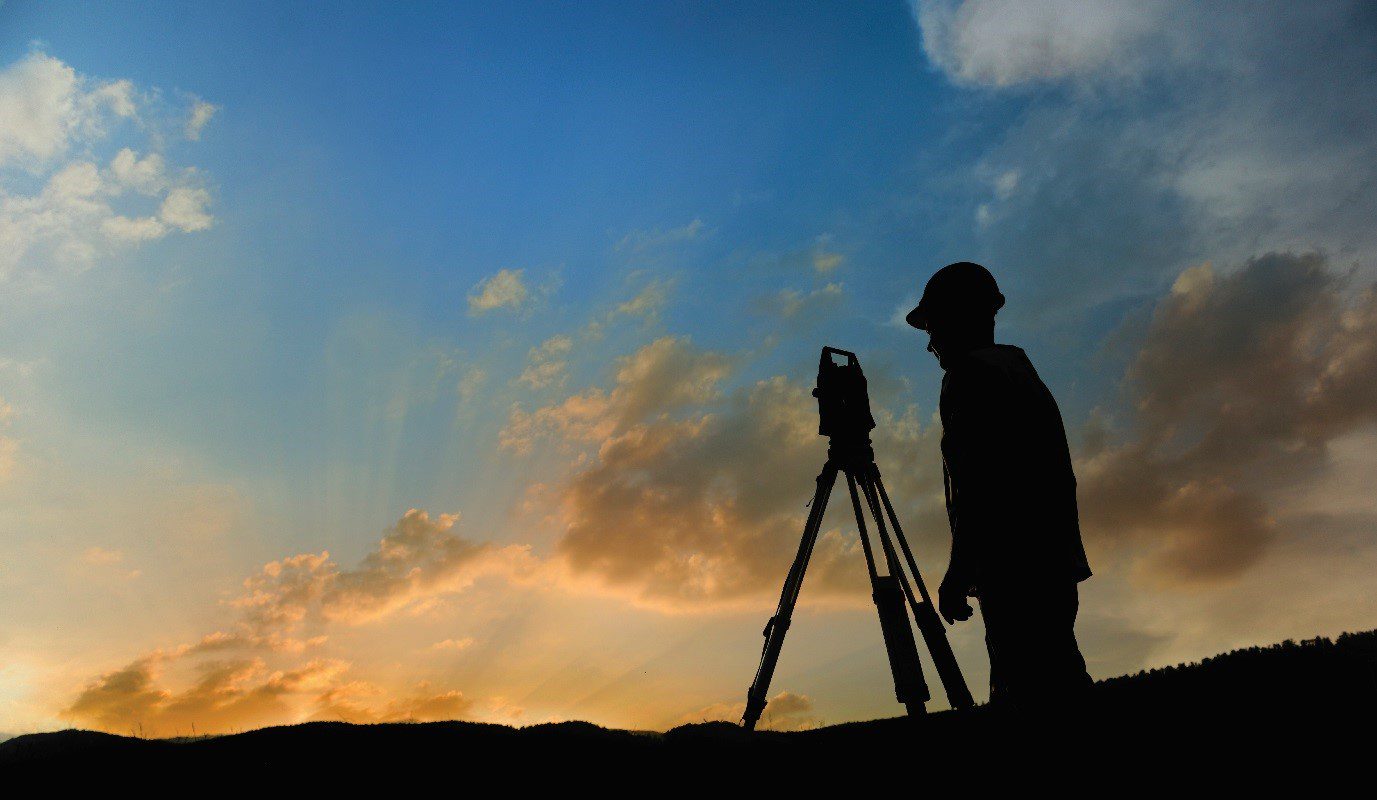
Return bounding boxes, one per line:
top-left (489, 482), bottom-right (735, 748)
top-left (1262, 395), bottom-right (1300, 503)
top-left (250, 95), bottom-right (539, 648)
top-left (2, 2), bottom-right (1376, 737)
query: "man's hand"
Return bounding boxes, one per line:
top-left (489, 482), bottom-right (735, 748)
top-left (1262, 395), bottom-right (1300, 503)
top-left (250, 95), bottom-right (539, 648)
top-left (938, 573), bottom-right (973, 624)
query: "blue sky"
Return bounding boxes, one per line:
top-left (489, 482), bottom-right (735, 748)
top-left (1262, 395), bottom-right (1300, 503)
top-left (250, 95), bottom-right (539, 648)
top-left (2, 1), bottom-right (1007, 536)
top-left (2, 1), bottom-right (1376, 735)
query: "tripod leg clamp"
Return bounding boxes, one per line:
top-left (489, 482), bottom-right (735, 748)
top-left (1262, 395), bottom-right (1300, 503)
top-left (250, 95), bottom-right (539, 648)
top-left (762, 614), bottom-right (790, 639)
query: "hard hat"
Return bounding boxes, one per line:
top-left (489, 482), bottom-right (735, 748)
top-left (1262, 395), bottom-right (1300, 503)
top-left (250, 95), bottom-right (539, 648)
top-left (905, 261), bottom-right (1005, 330)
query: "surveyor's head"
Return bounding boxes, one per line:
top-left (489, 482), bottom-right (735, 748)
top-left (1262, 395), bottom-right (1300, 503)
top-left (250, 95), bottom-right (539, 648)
top-left (906, 261), bottom-right (1004, 368)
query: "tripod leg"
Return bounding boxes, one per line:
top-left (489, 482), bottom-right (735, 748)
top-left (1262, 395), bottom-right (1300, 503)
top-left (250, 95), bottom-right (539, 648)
top-left (855, 470), bottom-right (925, 628)
top-left (742, 462), bottom-right (839, 730)
top-left (843, 469), bottom-right (880, 582)
top-left (845, 470), bottom-right (928, 716)
top-left (868, 466), bottom-right (976, 710)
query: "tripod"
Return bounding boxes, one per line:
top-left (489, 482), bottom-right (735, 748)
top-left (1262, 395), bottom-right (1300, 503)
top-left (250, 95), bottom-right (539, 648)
top-left (741, 348), bottom-right (974, 730)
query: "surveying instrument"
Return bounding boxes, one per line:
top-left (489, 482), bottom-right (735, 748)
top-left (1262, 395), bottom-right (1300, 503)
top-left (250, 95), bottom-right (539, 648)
top-left (741, 347), bottom-right (974, 730)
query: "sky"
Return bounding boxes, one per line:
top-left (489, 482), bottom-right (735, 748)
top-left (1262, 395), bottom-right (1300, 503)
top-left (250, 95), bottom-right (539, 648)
top-left (1, 0), bottom-right (1376, 736)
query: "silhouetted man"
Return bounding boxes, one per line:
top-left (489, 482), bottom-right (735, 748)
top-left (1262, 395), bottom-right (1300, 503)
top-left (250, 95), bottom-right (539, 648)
top-left (906, 262), bottom-right (1093, 710)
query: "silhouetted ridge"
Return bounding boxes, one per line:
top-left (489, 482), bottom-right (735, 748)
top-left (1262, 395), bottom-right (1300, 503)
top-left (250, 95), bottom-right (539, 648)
top-left (1096, 630), bottom-right (1377, 712)
top-left (5, 629), bottom-right (1373, 783)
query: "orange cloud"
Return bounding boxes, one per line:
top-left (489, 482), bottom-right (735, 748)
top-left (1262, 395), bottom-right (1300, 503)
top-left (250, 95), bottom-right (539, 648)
top-left (233, 509), bottom-right (536, 629)
top-left (679, 690), bottom-right (820, 731)
top-left (63, 655), bottom-right (351, 736)
top-left (312, 681), bottom-right (474, 725)
top-left (1078, 252), bottom-right (1377, 583)
top-left (63, 508), bottom-right (525, 735)
top-left (506, 337), bottom-right (947, 610)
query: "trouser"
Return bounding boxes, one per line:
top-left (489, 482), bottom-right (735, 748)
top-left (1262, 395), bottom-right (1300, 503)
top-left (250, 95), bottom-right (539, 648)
top-left (978, 581), bottom-right (1092, 710)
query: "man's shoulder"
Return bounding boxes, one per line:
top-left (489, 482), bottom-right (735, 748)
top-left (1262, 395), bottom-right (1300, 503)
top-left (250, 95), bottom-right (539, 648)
top-left (940, 357), bottom-right (1000, 416)
top-left (972, 344), bottom-right (1031, 367)
top-left (940, 345), bottom-right (1040, 410)
top-left (943, 346), bottom-right (1020, 385)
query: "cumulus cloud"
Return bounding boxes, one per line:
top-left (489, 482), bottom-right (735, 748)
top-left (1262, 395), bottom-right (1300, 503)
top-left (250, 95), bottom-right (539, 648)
top-left (504, 337), bottom-right (943, 608)
top-left (457, 366), bottom-right (488, 401)
top-left (1078, 253), bottom-right (1377, 583)
top-left (185, 99), bottom-right (219, 140)
top-left (64, 655), bottom-right (371, 735)
top-left (914, 0), bottom-right (1171, 88)
top-left (101, 213), bottom-right (168, 243)
top-left (69, 634), bottom-right (437, 736)
top-left (518, 335), bottom-right (574, 390)
top-left (506, 254), bottom-right (1377, 603)
top-left (64, 509), bottom-right (531, 734)
top-left (766, 234), bottom-right (847, 275)
top-left (501, 336), bottom-right (731, 455)
top-left (0, 52), bottom-right (215, 278)
top-left (917, 2), bottom-right (1377, 314)
top-left (0, 52), bottom-right (137, 166)
top-left (234, 509), bottom-right (535, 628)
top-left (108, 148), bottom-right (167, 194)
top-left (312, 682), bottom-right (474, 725)
top-left (679, 691), bottom-right (820, 731)
top-left (579, 276), bottom-right (679, 343)
top-left (614, 278), bottom-right (672, 322)
top-left (467, 268), bottom-right (530, 314)
top-left (158, 186), bottom-right (214, 232)
top-left (810, 235), bottom-right (845, 273)
top-left (758, 283), bottom-right (844, 321)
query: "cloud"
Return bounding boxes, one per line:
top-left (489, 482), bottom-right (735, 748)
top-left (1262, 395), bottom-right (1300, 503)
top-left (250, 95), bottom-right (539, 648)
top-left (758, 283), bottom-right (844, 321)
top-left (108, 148), bottom-right (167, 194)
top-left (101, 214), bottom-right (168, 243)
top-left (614, 278), bottom-right (672, 322)
top-left (80, 545), bottom-right (140, 581)
top-left (456, 366), bottom-right (488, 404)
top-left (63, 656), bottom-right (174, 734)
top-left (158, 186), bottom-right (214, 232)
top-left (679, 691), bottom-right (820, 731)
top-left (1078, 253), bottom-right (1377, 583)
top-left (615, 219), bottom-right (704, 254)
top-left (918, 2), bottom-right (1377, 316)
top-left (768, 234), bottom-right (847, 275)
top-left (82, 546), bottom-right (125, 565)
top-left (507, 253), bottom-right (1377, 605)
top-left (0, 52), bottom-right (215, 278)
top-left (501, 336), bottom-right (731, 455)
top-left (518, 335), bottom-right (574, 390)
top-left (505, 338), bottom-right (942, 608)
top-left (914, 0), bottom-right (1172, 88)
top-left (0, 52), bottom-right (137, 167)
top-left (467, 268), bottom-right (530, 314)
top-left (64, 655), bottom-right (363, 736)
top-left (185, 99), bottom-right (219, 140)
top-left (234, 509), bottom-right (535, 628)
top-left (578, 276), bottom-right (678, 343)
top-left (810, 235), bottom-right (845, 273)
top-left (64, 508), bottom-right (533, 734)
top-left (312, 681), bottom-right (474, 725)
top-left (429, 637), bottom-right (475, 652)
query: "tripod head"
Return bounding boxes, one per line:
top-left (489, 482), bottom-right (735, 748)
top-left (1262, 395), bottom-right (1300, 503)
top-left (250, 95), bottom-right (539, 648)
top-left (813, 347), bottom-right (876, 452)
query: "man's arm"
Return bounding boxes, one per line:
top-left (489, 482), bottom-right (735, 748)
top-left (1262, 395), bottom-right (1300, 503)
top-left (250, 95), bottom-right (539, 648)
top-left (939, 457), bottom-right (975, 623)
top-left (937, 364), bottom-right (1005, 621)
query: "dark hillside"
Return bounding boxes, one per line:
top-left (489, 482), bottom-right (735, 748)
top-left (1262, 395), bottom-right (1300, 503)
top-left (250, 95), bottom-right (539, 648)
top-left (5, 630), bottom-right (1374, 786)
